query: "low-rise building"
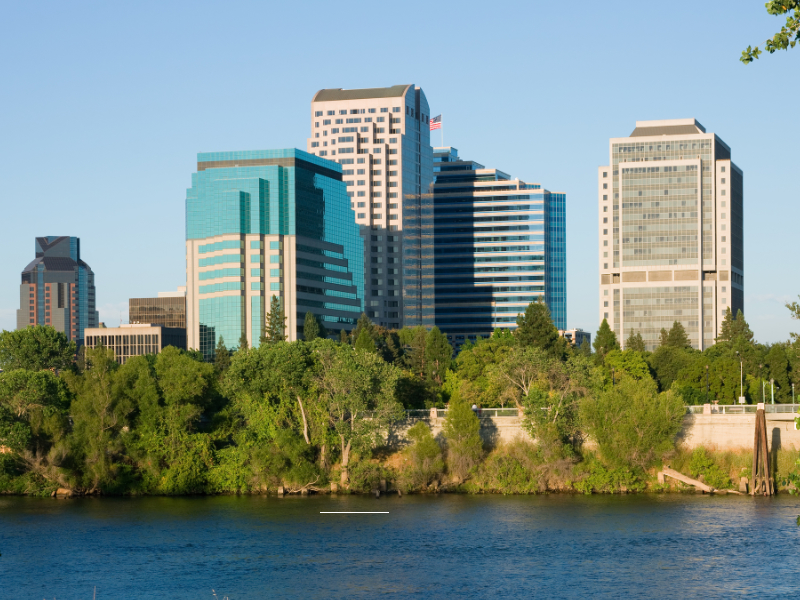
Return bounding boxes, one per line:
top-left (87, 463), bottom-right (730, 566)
top-left (83, 323), bottom-right (186, 364)
top-left (559, 328), bottom-right (591, 348)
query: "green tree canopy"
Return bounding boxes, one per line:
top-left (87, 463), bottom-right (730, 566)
top-left (354, 328), bottom-right (376, 353)
top-left (593, 319), bottom-right (619, 363)
top-left (303, 311), bottom-right (322, 341)
top-left (0, 326), bottom-right (76, 372)
top-left (424, 327), bottom-right (452, 386)
top-left (625, 330), bottom-right (646, 353)
top-left (265, 295), bottom-right (286, 344)
top-left (214, 336), bottom-right (231, 375)
top-left (514, 298), bottom-right (562, 357)
top-left (659, 321), bottom-right (692, 350)
top-left (605, 349), bottom-right (651, 381)
top-left (442, 386), bottom-right (482, 482)
top-left (741, 1), bottom-right (800, 63)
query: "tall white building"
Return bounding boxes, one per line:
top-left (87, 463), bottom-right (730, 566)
top-left (599, 119), bottom-right (743, 351)
top-left (307, 85), bottom-right (434, 330)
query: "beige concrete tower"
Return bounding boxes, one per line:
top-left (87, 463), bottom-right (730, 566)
top-left (599, 119), bottom-right (743, 351)
top-left (307, 85), bottom-right (434, 329)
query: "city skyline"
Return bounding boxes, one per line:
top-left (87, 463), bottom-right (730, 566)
top-left (1, 1), bottom-right (797, 344)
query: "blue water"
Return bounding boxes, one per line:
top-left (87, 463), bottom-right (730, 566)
top-left (2, 494), bottom-right (800, 599)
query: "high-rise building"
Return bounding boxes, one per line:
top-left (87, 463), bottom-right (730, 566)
top-left (599, 119), bottom-right (743, 351)
top-left (432, 147), bottom-right (566, 347)
top-left (185, 149), bottom-right (364, 359)
top-left (16, 236), bottom-right (98, 344)
top-left (129, 287), bottom-right (187, 329)
top-left (307, 84), bottom-right (434, 329)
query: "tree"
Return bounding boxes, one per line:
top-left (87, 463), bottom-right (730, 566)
top-left (626, 330), bottom-right (646, 353)
top-left (593, 319), bottom-right (619, 363)
top-left (605, 350), bottom-right (651, 381)
top-left (354, 328), bottom-right (376, 352)
top-left (265, 295), bottom-right (286, 344)
top-left (339, 329), bottom-right (349, 344)
top-left (401, 326), bottom-right (428, 379)
top-left (424, 327), bottom-right (452, 386)
top-left (238, 332), bottom-right (249, 352)
top-left (765, 344), bottom-right (791, 402)
top-left (442, 386), bottom-right (483, 482)
top-left (580, 376), bottom-right (684, 470)
top-left (717, 308), bottom-right (754, 345)
top-left (351, 313), bottom-right (374, 346)
top-left (741, 1), bottom-right (800, 63)
top-left (315, 343), bottom-right (403, 485)
top-left (787, 295), bottom-right (800, 343)
top-left (579, 338), bottom-right (592, 357)
top-left (214, 337), bottom-right (231, 375)
top-left (648, 346), bottom-right (695, 392)
top-left (515, 298), bottom-right (562, 357)
top-left (303, 311), bottom-right (320, 341)
top-left (660, 321), bottom-right (691, 350)
top-left (0, 326), bottom-right (76, 372)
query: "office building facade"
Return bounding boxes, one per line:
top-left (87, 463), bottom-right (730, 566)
top-left (185, 149), bottom-right (363, 359)
top-left (599, 119), bottom-right (743, 351)
top-left (559, 328), bottom-right (591, 348)
top-left (432, 147), bottom-right (566, 347)
top-left (84, 323), bottom-right (186, 364)
top-left (129, 287), bottom-right (187, 329)
top-left (16, 236), bottom-right (99, 344)
top-left (307, 84), bottom-right (434, 329)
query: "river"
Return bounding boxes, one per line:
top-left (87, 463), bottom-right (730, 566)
top-left (2, 494), bottom-right (800, 598)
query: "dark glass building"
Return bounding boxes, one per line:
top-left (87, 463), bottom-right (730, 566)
top-left (16, 236), bottom-right (99, 344)
top-left (432, 148), bottom-right (566, 348)
top-left (129, 289), bottom-right (187, 329)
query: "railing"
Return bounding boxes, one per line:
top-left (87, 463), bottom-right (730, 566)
top-left (685, 404), bottom-right (800, 415)
top-left (405, 407), bottom-right (520, 418)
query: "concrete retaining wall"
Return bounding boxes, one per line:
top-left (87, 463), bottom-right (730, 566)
top-left (386, 413), bottom-right (800, 452)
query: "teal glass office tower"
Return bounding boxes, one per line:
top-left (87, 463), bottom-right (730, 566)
top-left (16, 236), bottom-right (99, 345)
top-left (185, 149), bottom-right (364, 359)
top-left (432, 148), bottom-right (566, 348)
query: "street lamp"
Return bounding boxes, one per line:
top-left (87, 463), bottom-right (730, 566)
top-left (735, 351), bottom-right (744, 404)
top-left (770, 378), bottom-right (775, 405)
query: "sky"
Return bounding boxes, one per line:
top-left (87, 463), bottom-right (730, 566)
top-left (0, 0), bottom-right (798, 344)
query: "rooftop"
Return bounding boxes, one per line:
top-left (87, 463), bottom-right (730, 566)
top-left (312, 85), bottom-right (411, 102)
top-left (630, 118), bottom-right (706, 137)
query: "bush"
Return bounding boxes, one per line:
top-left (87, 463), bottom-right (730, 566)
top-left (570, 457), bottom-right (645, 494)
top-left (400, 421), bottom-right (444, 489)
top-left (469, 439), bottom-right (572, 494)
top-left (688, 447), bottom-right (732, 490)
top-left (580, 376), bottom-right (684, 470)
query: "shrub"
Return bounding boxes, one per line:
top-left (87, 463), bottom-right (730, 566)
top-left (580, 376), bottom-right (684, 470)
top-left (443, 393), bottom-right (483, 482)
top-left (402, 421), bottom-right (444, 489)
top-left (688, 447), bottom-right (732, 490)
top-left (570, 457), bottom-right (645, 494)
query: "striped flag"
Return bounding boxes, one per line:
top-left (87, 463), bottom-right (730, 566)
top-left (430, 115), bottom-right (442, 131)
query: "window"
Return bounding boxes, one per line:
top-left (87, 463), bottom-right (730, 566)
top-left (339, 110), bottom-right (347, 115)
top-left (603, 206), bottom-right (607, 212)
top-left (331, 128), bottom-right (340, 134)
top-left (323, 119), bottom-right (331, 125)
top-left (721, 213), bottom-right (726, 219)
top-left (721, 178), bottom-right (726, 184)
top-left (388, 192), bottom-right (398, 198)
top-left (721, 166), bottom-right (726, 173)
top-left (388, 214), bottom-right (398, 220)
top-left (365, 117), bottom-right (372, 123)
top-left (357, 158), bottom-right (365, 164)
top-left (721, 201), bottom-right (726, 207)
top-left (357, 168), bottom-right (365, 175)
top-left (603, 217), bottom-right (608, 223)
top-left (603, 195), bottom-right (607, 200)
top-left (389, 138), bottom-right (397, 144)
top-left (315, 111), bottom-right (322, 117)
top-left (373, 214), bottom-right (382, 219)
top-left (368, 108), bottom-right (376, 114)
top-left (373, 159), bottom-right (381, 165)
top-left (603, 172), bottom-right (607, 178)
top-left (339, 158), bottom-right (353, 165)
top-left (372, 192), bottom-right (382, 198)
top-left (357, 180), bottom-right (365, 186)
top-left (604, 301), bottom-right (608, 307)
top-left (327, 110), bottom-right (334, 116)
top-left (389, 160), bottom-right (397, 165)
top-left (357, 191), bottom-right (365, 197)
top-left (315, 122), bottom-right (319, 128)
top-left (604, 312), bottom-right (609, 319)
top-left (604, 263), bottom-right (608, 269)
top-left (342, 169), bottom-right (354, 175)
top-left (372, 202), bottom-right (383, 209)
top-left (389, 203), bottom-right (398, 209)
top-left (721, 236), bottom-right (726, 242)
top-left (357, 202), bottom-right (366, 208)
top-left (357, 213), bottom-right (366, 219)
top-left (721, 190), bottom-right (726, 196)
top-left (391, 117), bottom-right (401, 124)
top-left (392, 107), bottom-right (400, 113)
top-left (372, 169), bottom-right (382, 176)
top-left (381, 108), bottom-right (388, 113)
top-left (603, 183), bottom-right (607, 189)
top-left (377, 116), bottom-right (385, 122)
top-left (311, 142), bottom-right (319, 148)
top-left (373, 147), bottom-right (382, 153)
top-left (335, 119), bottom-right (343, 124)
top-left (603, 240), bottom-right (608, 246)
top-left (388, 149), bottom-right (397, 155)
top-left (375, 127), bottom-right (385, 134)
top-left (360, 126), bottom-right (369, 132)
top-left (603, 229), bottom-right (607, 235)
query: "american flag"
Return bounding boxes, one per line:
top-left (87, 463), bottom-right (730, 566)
top-left (430, 114), bottom-right (442, 131)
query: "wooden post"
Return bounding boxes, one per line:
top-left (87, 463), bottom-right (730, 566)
top-left (751, 404), bottom-right (772, 496)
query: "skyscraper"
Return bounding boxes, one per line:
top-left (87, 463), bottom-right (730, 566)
top-left (16, 236), bottom-right (99, 344)
top-left (307, 84), bottom-right (434, 329)
top-left (432, 147), bottom-right (566, 347)
top-left (185, 149), bottom-right (364, 359)
top-left (599, 119), bottom-right (743, 351)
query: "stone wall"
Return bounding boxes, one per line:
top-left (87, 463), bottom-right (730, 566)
top-left (386, 413), bottom-right (800, 452)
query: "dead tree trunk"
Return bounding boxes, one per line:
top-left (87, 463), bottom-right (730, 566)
top-left (751, 406), bottom-right (773, 496)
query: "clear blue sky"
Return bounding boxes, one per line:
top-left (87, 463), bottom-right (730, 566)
top-left (1, 1), bottom-right (797, 343)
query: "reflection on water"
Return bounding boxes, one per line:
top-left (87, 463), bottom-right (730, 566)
top-left (2, 494), bottom-right (800, 599)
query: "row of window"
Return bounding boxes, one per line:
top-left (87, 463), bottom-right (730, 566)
top-left (315, 107), bottom-right (399, 117)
